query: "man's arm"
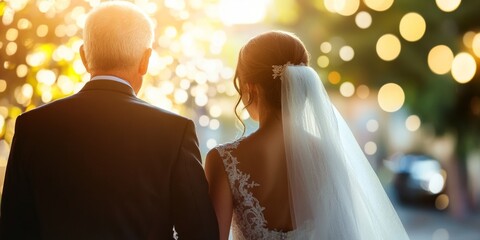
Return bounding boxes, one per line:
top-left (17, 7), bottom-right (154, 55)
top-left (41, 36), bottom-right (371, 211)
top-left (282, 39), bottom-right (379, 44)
top-left (171, 120), bottom-right (219, 240)
top-left (0, 116), bottom-right (40, 239)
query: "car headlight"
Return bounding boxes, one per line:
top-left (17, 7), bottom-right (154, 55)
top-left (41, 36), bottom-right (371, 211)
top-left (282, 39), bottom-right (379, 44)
top-left (427, 173), bottom-right (445, 194)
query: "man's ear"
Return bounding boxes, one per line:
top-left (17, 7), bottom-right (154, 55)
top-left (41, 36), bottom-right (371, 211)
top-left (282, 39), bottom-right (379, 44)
top-left (138, 48), bottom-right (152, 75)
top-left (79, 45), bottom-right (90, 72)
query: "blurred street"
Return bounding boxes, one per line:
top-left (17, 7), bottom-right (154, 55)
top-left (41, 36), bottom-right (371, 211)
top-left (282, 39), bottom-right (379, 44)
top-left (398, 205), bottom-right (480, 240)
top-left (396, 205), bottom-right (480, 240)
top-left (388, 188), bottom-right (480, 240)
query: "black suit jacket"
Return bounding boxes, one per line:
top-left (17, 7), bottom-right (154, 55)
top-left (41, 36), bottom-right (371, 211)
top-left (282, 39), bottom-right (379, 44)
top-left (0, 80), bottom-right (219, 239)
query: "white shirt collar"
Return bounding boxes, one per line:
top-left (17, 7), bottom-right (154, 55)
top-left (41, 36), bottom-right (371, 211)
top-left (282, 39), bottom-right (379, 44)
top-left (90, 75), bottom-right (132, 89)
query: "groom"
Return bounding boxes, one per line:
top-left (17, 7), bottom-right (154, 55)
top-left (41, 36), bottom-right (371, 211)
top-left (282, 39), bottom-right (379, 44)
top-left (0, 2), bottom-right (218, 239)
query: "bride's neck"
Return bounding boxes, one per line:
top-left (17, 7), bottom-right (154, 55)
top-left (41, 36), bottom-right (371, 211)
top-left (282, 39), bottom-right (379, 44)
top-left (258, 109), bottom-right (282, 130)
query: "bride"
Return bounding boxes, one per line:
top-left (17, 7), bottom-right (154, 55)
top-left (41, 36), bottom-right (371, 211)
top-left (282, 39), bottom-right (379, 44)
top-left (205, 31), bottom-right (409, 240)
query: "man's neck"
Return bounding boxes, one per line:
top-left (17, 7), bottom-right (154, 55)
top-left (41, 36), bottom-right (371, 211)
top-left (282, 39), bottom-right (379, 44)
top-left (90, 69), bottom-right (141, 93)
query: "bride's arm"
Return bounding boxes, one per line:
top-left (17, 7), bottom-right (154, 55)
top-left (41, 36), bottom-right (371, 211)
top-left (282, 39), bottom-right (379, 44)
top-left (205, 149), bottom-right (233, 240)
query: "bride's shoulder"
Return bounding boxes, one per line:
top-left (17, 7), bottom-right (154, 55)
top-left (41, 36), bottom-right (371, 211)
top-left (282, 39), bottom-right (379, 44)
top-left (205, 137), bottom-right (245, 182)
top-left (205, 137), bottom-right (245, 166)
top-left (213, 136), bottom-right (246, 152)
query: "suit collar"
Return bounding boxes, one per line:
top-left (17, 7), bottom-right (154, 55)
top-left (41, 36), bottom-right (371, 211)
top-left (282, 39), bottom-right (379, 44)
top-left (80, 79), bottom-right (136, 97)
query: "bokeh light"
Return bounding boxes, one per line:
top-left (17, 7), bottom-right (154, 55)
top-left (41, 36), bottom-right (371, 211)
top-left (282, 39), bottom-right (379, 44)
top-left (323, 0), bottom-right (336, 13)
top-left (463, 31), bottom-right (476, 47)
top-left (366, 119), bottom-right (379, 132)
top-left (399, 12), bottom-right (426, 42)
top-left (36, 69), bottom-right (57, 86)
top-left (320, 42), bottom-right (332, 53)
top-left (0, 80), bottom-right (6, 93)
top-left (336, 0), bottom-right (360, 16)
top-left (364, 0), bottom-right (394, 12)
top-left (376, 34), bottom-right (401, 61)
top-left (0, 116), bottom-right (4, 133)
top-left (328, 71), bottom-right (341, 84)
top-left (209, 105), bottom-right (222, 118)
top-left (339, 81), bottom-right (355, 97)
top-left (435, 194), bottom-right (450, 210)
top-left (378, 83), bottom-right (405, 112)
top-left (339, 45), bottom-right (354, 61)
top-left (36, 24), bottom-right (49, 37)
top-left (356, 85), bottom-right (370, 99)
top-left (5, 42), bottom-right (17, 56)
top-left (199, 115), bottom-right (210, 127)
top-left (206, 138), bottom-right (217, 149)
top-left (364, 141), bottom-right (377, 155)
top-left (16, 64), bottom-right (28, 78)
top-left (405, 115), bottom-right (421, 132)
top-left (428, 45), bottom-right (454, 75)
top-left (355, 11), bottom-right (372, 29)
top-left (209, 118), bottom-right (220, 130)
top-left (451, 52), bottom-right (476, 84)
top-left (317, 55), bottom-right (330, 68)
top-left (6, 28), bottom-right (18, 41)
top-left (472, 33), bottom-right (480, 58)
top-left (435, 0), bottom-right (461, 12)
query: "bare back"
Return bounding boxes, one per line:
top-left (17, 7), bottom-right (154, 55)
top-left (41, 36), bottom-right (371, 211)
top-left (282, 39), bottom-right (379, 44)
top-left (221, 122), bottom-right (293, 232)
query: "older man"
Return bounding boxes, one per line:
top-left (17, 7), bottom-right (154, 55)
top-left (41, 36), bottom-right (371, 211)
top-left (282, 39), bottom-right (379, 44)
top-left (0, 2), bottom-right (218, 239)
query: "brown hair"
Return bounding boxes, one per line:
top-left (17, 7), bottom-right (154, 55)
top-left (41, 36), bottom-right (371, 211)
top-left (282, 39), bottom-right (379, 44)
top-left (234, 31), bottom-right (310, 132)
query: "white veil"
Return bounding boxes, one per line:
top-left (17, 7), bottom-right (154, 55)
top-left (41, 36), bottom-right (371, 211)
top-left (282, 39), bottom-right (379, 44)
top-left (280, 65), bottom-right (409, 240)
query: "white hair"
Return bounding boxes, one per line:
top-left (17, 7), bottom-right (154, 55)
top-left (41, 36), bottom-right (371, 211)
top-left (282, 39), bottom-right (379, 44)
top-left (83, 1), bottom-right (154, 71)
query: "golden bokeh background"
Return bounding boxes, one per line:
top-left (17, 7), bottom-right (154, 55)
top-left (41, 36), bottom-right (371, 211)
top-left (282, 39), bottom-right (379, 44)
top-left (0, 0), bottom-right (480, 237)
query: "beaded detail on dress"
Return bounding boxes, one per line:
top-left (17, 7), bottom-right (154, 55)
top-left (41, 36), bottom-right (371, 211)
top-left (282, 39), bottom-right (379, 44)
top-left (216, 139), bottom-right (298, 240)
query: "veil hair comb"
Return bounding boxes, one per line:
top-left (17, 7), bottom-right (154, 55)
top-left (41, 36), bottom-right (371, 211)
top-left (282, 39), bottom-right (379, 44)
top-left (272, 62), bottom-right (306, 80)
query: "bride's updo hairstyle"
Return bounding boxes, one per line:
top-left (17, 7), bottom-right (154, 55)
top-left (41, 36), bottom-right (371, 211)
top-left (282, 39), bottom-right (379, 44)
top-left (234, 31), bottom-right (310, 129)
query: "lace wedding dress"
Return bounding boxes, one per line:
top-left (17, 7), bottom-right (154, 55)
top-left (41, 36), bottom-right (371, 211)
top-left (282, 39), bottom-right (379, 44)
top-left (214, 64), bottom-right (409, 240)
top-left (216, 140), bottom-right (310, 240)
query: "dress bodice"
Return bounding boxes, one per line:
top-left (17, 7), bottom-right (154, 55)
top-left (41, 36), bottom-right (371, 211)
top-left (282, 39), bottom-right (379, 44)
top-left (216, 139), bottom-right (303, 240)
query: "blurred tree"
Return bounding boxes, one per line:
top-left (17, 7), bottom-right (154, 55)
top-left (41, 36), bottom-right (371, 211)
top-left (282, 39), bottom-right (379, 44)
top-left (269, 0), bottom-right (480, 217)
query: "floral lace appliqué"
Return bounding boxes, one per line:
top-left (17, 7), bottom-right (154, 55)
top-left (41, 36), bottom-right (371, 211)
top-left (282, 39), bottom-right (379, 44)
top-left (216, 139), bottom-right (292, 240)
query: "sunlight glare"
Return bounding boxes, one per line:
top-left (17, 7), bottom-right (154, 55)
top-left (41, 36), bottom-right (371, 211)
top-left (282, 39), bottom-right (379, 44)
top-left (219, 0), bottom-right (270, 25)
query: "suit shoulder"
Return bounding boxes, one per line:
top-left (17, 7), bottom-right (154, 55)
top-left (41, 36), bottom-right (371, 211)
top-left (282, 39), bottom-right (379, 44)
top-left (132, 98), bottom-right (192, 123)
top-left (20, 94), bottom-right (77, 116)
top-left (13, 95), bottom-right (75, 126)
